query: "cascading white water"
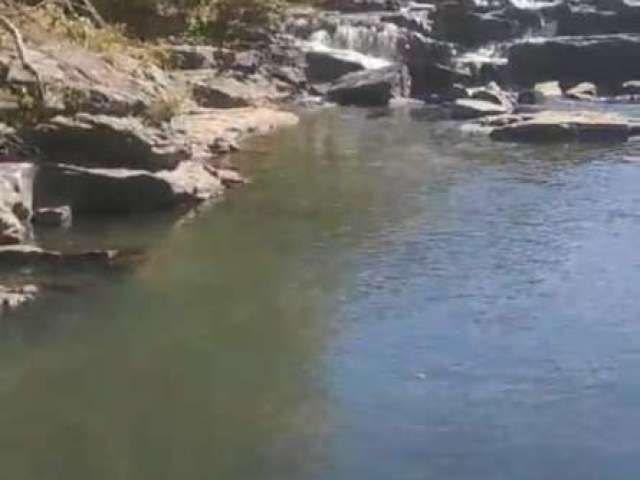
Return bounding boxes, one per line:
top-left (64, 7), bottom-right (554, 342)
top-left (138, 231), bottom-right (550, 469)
top-left (300, 16), bottom-right (401, 70)
top-left (309, 22), bottom-right (402, 61)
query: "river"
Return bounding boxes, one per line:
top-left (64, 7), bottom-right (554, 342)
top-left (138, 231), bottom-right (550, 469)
top-left (1, 103), bottom-right (640, 479)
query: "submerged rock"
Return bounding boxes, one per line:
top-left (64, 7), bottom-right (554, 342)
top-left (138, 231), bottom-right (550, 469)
top-left (479, 110), bottom-right (638, 143)
top-left (327, 64), bottom-right (411, 106)
top-left (0, 285), bottom-right (38, 313)
top-left (34, 162), bottom-right (224, 215)
top-left (0, 245), bottom-right (132, 268)
top-left (32, 206), bottom-right (72, 228)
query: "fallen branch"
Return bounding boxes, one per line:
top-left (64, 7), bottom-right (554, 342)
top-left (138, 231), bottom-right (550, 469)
top-left (0, 14), bottom-right (46, 102)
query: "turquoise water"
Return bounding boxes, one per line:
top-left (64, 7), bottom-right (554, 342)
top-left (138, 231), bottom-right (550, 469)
top-left (2, 104), bottom-right (640, 479)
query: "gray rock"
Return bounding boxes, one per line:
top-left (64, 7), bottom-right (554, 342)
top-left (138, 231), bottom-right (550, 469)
top-left (452, 98), bottom-right (509, 119)
top-left (507, 34), bottom-right (640, 89)
top-left (167, 45), bottom-right (218, 70)
top-left (305, 50), bottom-right (366, 84)
top-left (433, 4), bottom-right (518, 45)
top-left (327, 64), bottom-right (410, 106)
top-left (0, 285), bottom-right (38, 313)
top-left (0, 163), bottom-right (36, 245)
top-left (468, 82), bottom-right (515, 109)
top-left (323, 0), bottom-right (403, 12)
top-left (32, 206), bottom-right (72, 228)
top-left (25, 114), bottom-right (191, 171)
top-left (480, 110), bottom-right (636, 143)
top-left (34, 162), bottom-right (224, 215)
top-left (0, 245), bottom-right (127, 268)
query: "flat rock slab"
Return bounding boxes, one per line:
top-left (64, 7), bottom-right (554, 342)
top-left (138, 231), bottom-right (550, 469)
top-left (452, 98), bottom-right (510, 119)
top-left (480, 110), bottom-right (638, 143)
top-left (27, 114), bottom-right (191, 171)
top-left (171, 108), bottom-right (299, 159)
top-left (175, 71), bottom-right (289, 108)
top-left (0, 245), bottom-right (123, 268)
top-left (35, 162), bottom-right (225, 215)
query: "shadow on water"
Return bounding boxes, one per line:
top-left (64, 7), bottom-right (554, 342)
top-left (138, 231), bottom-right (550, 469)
top-left (0, 105), bottom-right (640, 479)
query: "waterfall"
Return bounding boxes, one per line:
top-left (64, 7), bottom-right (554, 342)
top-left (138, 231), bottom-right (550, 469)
top-left (309, 22), bottom-right (403, 61)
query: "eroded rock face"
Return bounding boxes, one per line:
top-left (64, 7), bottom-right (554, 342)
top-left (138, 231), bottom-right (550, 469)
top-left (25, 114), bottom-right (191, 171)
top-left (327, 64), bottom-right (410, 106)
top-left (0, 38), bottom-right (171, 117)
top-left (34, 162), bottom-right (224, 215)
top-left (478, 110), bottom-right (638, 143)
top-left (0, 163), bottom-right (36, 245)
top-left (507, 34), bottom-right (640, 89)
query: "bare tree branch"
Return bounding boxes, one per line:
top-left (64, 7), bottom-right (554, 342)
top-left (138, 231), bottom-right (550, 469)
top-left (0, 14), bottom-right (46, 102)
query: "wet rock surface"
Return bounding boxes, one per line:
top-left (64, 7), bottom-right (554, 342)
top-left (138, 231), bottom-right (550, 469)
top-left (0, 285), bottom-right (38, 313)
top-left (507, 35), bottom-right (640, 89)
top-left (478, 110), bottom-right (640, 143)
top-left (34, 162), bottom-right (224, 215)
top-left (0, 164), bottom-right (36, 245)
top-left (327, 64), bottom-right (410, 106)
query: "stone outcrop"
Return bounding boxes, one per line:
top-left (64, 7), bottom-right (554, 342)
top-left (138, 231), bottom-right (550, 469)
top-left (327, 64), bottom-right (410, 106)
top-left (0, 163), bottom-right (36, 245)
top-left (34, 162), bottom-right (225, 215)
top-left (25, 114), bottom-right (191, 171)
top-left (507, 34), bottom-right (640, 90)
top-left (305, 50), bottom-right (367, 84)
top-left (478, 110), bottom-right (640, 143)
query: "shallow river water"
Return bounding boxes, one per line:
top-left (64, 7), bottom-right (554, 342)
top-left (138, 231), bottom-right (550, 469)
top-left (2, 103), bottom-right (640, 479)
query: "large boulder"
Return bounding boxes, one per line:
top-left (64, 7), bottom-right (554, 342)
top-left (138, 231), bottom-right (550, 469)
top-left (0, 37), bottom-right (171, 117)
top-left (398, 32), bottom-right (458, 97)
top-left (557, 6), bottom-right (640, 35)
top-left (25, 114), bottom-right (191, 171)
top-left (305, 50), bottom-right (367, 83)
top-left (433, 3), bottom-right (519, 45)
top-left (166, 45), bottom-right (219, 70)
top-left (507, 34), bottom-right (640, 89)
top-left (34, 162), bottom-right (224, 215)
top-left (327, 64), bottom-right (410, 106)
top-left (0, 163), bottom-right (36, 245)
top-left (175, 71), bottom-right (288, 108)
top-left (478, 110), bottom-right (639, 143)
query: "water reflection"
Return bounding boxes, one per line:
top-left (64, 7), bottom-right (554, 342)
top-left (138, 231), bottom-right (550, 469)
top-left (1, 105), bottom-right (640, 479)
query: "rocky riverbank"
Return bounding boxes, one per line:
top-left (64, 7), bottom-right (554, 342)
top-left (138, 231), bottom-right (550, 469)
top-left (2, 0), bottom-right (640, 314)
